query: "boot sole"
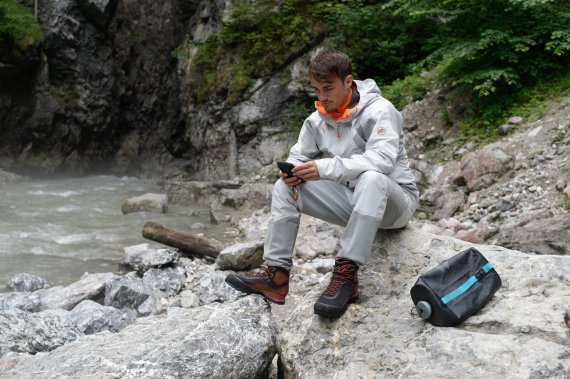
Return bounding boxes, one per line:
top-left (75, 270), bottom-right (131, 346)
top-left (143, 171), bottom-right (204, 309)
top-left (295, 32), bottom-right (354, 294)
top-left (314, 295), bottom-right (359, 318)
top-left (225, 275), bottom-right (286, 305)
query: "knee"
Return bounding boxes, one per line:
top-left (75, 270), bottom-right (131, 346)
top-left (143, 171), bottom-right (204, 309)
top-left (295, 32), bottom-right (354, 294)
top-left (359, 170), bottom-right (389, 188)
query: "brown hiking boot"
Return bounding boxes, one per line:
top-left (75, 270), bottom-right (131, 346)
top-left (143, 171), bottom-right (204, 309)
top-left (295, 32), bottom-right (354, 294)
top-left (314, 258), bottom-right (359, 318)
top-left (225, 266), bottom-right (290, 304)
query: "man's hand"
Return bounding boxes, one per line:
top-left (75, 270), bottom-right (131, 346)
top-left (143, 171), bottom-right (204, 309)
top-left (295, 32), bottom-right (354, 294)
top-left (292, 161), bottom-right (320, 181)
top-left (278, 161), bottom-right (320, 188)
top-left (278, 171), bottom-right (302, 188)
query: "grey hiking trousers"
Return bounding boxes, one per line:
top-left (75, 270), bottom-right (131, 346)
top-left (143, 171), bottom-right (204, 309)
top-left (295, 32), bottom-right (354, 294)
top-left (264, 170), bottom-right (419, 268)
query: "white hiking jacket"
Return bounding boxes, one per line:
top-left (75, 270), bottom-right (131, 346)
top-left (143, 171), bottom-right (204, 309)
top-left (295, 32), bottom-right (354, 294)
top-left (288, 79), bottom-right (418, 194)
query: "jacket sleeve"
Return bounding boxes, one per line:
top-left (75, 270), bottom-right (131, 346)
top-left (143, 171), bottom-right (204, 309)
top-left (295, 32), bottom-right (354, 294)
top-left (287, 118), bottom-right (322, 164)
top-left (315, 105), bottom-right (401, 184)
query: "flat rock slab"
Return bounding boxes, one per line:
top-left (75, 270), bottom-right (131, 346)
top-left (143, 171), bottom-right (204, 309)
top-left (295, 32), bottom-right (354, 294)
top-left (278, 228), bottom-right (570, 378)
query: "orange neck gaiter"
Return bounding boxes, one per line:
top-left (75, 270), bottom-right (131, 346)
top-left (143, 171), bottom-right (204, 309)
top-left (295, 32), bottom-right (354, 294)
top-left (315, 89), bottom-right (355, 121)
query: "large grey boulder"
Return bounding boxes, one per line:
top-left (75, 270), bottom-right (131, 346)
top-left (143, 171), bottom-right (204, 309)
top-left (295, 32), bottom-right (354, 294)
top-left (38, 272), bottom-right (115, 311)
top-left (0, 292), bottom-right (41, 313)
top-left (278, 228), bottom-right (570, 378)
top-left (0, 309), bottom-right (81, 357)
top-left (70, 300), bottom-right (136, 335)
top-left (2, 297), bottom-right (277, 379)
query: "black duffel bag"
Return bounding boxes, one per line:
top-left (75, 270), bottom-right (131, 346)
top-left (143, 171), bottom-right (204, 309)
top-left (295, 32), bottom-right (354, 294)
top-left (410, 247), bottom-right (502, 327)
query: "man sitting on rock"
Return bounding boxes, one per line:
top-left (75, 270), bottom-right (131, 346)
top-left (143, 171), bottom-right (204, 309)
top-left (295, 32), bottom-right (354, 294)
top-left (226, 50), bottom-right (419, 318)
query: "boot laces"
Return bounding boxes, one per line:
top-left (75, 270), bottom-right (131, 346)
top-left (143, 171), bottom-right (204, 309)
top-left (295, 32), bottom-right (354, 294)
top-left (323, 263), bottom-right (357, 296)
top-left (245, 266), bottom-right (276, 278)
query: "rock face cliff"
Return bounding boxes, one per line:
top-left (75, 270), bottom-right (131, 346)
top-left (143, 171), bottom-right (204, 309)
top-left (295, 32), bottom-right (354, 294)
top-left (0, 0), bottom-right (312, 179)
top-left (0, 0), bottom-right (193, 175)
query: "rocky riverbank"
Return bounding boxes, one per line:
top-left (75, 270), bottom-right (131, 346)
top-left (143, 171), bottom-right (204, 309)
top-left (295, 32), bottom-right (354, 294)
top-left (1, 218), bottom-right (569, 378)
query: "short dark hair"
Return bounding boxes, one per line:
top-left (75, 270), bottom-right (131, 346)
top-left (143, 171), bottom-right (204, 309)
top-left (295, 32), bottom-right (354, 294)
top-left (309, 50), bottom-right (352, 82)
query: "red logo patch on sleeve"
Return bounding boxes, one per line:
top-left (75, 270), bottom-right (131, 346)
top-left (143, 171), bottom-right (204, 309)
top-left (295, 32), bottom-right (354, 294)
top-left (377, 127), bottom-right (386, 135)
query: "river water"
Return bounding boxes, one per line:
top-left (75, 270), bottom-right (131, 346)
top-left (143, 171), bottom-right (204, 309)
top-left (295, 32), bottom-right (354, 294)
top-left (0, 175), bottom-right (228, 292)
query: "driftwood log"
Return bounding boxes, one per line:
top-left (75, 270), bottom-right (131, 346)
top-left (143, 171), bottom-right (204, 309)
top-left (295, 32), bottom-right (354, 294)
top-left (142, 222), bottom-right (223, 259)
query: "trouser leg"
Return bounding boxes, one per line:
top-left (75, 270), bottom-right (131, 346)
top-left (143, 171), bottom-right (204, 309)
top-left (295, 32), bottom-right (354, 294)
top-left (336, 171), bottom-right (416, 265)
top-left (264, 178), bottom-right (352, 269)
top-left (264, 171), bottom-right (417, 268)
top-left (263, 179), bottom-right (302, 269)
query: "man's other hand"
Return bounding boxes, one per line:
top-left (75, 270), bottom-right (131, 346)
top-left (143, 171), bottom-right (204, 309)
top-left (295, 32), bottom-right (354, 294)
top-left (292, 161), bottom-right (320, 181)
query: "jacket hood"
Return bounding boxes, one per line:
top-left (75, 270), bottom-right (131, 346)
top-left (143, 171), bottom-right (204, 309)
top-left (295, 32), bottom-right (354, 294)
top-left (354, 79), bottom-right (381, 109)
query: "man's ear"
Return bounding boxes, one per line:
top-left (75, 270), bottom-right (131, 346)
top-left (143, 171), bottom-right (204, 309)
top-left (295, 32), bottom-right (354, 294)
top-left (344, 74), bottom-right (353, 87)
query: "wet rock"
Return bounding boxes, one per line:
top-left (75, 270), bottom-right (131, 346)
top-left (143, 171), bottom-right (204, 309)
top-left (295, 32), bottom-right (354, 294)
top-left (0, 309), bottom-right (81, 357)
top-left (215, 241), bottom-right (264, 271)
top-left (1, 297), bottom-right (277, 378)
top-left (38, 272), bottom-right (115, 311)
top-left (70, 300), bottom-right (136, 335)
top-left (0, 292), bottom-right (41, 313)
top-left (8, 273), bottom-right (51, 292)
top-left (121, 193), bottom-right (168, 214)
top-left (122, 244), bottom-right (178, 275)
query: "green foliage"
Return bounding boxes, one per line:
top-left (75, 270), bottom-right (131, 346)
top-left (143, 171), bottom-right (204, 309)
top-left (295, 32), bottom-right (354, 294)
top-left (381, 73), bottom-right (429, 110)
top-left (327, 0), bottom-right (570, 132)
top-left (0, 0), bottom-right (43, 58)
top-left (180, 0), bottom-right (570, 141)
top-left (422, 0), bottom-right (568, 116)
top-left (188, 0), bottom-right (333, 103)
top-left (325, 0), bottom-right (443, 85)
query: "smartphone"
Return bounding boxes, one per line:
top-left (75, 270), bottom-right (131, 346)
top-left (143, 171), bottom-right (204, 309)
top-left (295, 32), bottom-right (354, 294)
top-left (277, 161), bottom-right (295, 178)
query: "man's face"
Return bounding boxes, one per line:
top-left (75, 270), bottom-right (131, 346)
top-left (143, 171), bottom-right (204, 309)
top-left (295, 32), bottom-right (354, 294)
top-left (310, 74), bottom-right (353, 112)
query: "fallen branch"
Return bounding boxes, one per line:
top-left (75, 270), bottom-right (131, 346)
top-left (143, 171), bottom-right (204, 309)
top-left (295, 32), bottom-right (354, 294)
top-left (142, 222), bottom-right (223, 259)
